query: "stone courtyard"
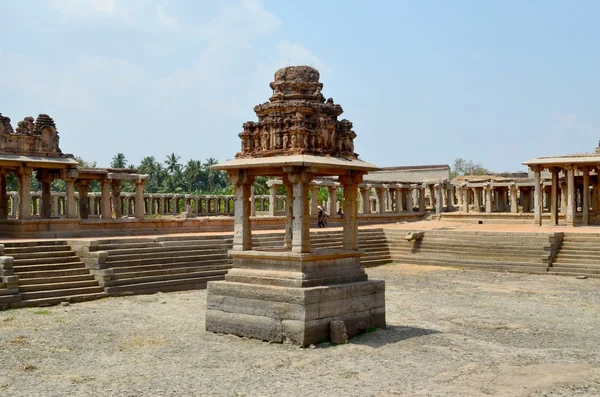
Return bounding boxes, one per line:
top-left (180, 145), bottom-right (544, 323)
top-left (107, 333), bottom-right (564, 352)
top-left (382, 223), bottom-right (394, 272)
top-left (1, 262), bottom-right (600, 397)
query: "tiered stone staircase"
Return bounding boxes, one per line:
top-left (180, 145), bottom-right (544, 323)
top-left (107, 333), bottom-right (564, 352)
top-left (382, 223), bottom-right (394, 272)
top-left (4, 240), bottom-right (106, 307)
top-left (549, 233), bottom-right (600, 277)
top-left (251, 228), bottom-right (391, 267)
top-left (384, 229), bottom-right (560, 274)
top-left (96, 235), bottom-right (233, 296)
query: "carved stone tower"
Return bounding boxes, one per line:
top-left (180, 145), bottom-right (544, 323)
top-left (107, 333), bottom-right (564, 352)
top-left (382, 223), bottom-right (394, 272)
top-left (206, 66), bottom-right (386, 346)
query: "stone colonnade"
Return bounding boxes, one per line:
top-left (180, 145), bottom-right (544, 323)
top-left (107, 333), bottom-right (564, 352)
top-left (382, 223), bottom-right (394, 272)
top-left (529, 165), bottom-right (600, 227)
top-left (454, 182), bottom-right (536, 214)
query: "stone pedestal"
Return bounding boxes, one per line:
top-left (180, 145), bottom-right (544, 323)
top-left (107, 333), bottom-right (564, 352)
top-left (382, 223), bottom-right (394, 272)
top-left (206, 249), bottom-right (385, 346)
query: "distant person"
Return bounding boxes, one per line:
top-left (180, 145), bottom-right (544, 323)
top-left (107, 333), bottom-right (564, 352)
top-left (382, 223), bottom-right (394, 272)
top-left (337, 208), bottom-right (344, 219)
top-left (317, 205), bottom-right (327, 228)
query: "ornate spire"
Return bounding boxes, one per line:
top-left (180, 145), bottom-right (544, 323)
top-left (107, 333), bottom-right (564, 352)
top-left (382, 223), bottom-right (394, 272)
top-left (236, 66), bottom-right (358, 159)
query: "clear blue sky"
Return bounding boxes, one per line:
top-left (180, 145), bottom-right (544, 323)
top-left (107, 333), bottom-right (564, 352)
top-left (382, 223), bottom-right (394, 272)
top-left (1, 0), bottom-right (599, 172)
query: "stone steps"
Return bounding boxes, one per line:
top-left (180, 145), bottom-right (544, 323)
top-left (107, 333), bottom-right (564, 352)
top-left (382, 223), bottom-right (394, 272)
top-left (19, 285), bottom-right (105, 301)
top-left (105, 248), bottom-right (229, 262)
top-left (106, 253), bottom-right (230, 267)
top-left (18, 273), bottom-right (97, 285)
top-left (111, 264), bottom-right (231, 279)
top-left (106, 268), bottom-right (229, 286)
top-left (98, 235), bottom-right (234, 296)
top-left (553, 256), bottom-right (600, 265)
top-left (10, 292), bottom-right (107, 308)
top-left (389, 247), bottom-right (547, 262)
top-left (4, 245), bottom-right (72, 254)
top-left (19, 279), bottom-right (100, 292)
top-left (549, 265), bottom-right (600, 274)
top-left (12, 261), bottom-right (87, 273)
top-left (104, 275), bottom-right (224, 296)
top-left (392, 255), bottom-right (549, 273)
top-left (12, 255), bottom-right (82, 266)
top-left (385, 230), bottom-right (555, 274)
top-left (3, 240), bottom-right (104, 308)
top-left (110, 260), bottom-right (230, 274)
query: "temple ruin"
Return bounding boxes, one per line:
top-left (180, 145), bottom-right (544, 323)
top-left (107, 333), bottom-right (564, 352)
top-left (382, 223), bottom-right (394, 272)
top-left (205, 66), bottom-right (386, 345)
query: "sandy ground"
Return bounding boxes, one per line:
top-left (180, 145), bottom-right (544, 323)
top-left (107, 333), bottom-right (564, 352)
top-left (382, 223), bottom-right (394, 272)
top-left (1, 264), bottom-right (600, 397)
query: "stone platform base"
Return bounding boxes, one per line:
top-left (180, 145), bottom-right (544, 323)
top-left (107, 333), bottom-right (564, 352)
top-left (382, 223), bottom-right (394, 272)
top-left (205, 249), bottom-right (385, 346)
top-left (206, 279), bottom-right (385, 346)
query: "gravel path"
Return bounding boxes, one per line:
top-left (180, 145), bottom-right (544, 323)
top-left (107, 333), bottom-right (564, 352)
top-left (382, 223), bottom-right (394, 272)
top-left (1, 264), bottom-right (600, 397)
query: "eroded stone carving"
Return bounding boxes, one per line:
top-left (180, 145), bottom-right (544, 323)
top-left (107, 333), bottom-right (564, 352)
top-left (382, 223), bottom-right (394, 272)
top-left (0, 113), bottom-right (62, 155)
top-left (236, 66), bottom-right (359, 159)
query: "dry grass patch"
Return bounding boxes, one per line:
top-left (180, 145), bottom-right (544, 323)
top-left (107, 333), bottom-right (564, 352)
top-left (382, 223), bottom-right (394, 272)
top-left (118, 336), bottom-right (169, 350)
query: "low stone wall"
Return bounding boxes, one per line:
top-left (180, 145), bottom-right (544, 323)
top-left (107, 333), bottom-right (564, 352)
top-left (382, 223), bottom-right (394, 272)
top-left (441, 212), bottom-right (600, 225)
top-left (0, 212), bottom-right (426, 238)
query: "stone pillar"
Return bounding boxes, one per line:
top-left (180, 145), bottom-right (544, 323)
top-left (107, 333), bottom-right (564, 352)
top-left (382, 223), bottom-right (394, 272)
top-left (435, 184), bottom-right (443, 215)
top-left (376, 188), bottom-right (385, 214)
top-left (12, 195), bottom-right (18, 217)
top-left (269, 184), bottom-right (278, 216)
top-left (583, 167), bottom-right (590, 226)
top-left (446, 185), bottom-right (454, 212)
top-left (566, 166), bottom-right (575, 227)
top-left (64, 178), bottom-right (76, 218)
top-left (38, 171), bottom-right (53, 219)
top-left (484, 184), bottom-right (493, 214)
top-left (284, 179), bottom-right (293, 249)
top-left (159, 196), bottom-right (165, 215)
top-left (428, 185), bottom-right (435, 210)
top-left (17, 167), bottom-right (32, 219)
top-left (406, 186), bottom-right (414, 213)
top-left (418, 187), bottom-right (425, 212)
top-left (510, 185), bottom-right (518, 213)
top-left (288, 171), bottom-right (312, 253)
top-left (78, 181), bottom-right (90, 219)
top-left (52, 196), bottom-right (59, 217)
top-left (111, 181), bottom-right (122, 218)
top-left (533, 167), bottom-right (542, 226)
top-left (327, 186), bottom-right (337, 216)
top-left (231, 170), bottom-right (254, 251)
top-left (472, 188), bottom-right (481, 213)
top-left (560, 182), bottom-right (567, 215)
top-left (310, 185), bottom-right (319, 216)
top-left (594, 178), bottom-right (600, 213)
top-left (550, 168), bottom-right (559, 225)
top-left (123, 197), bottom-right (130, 217)
top-left (0, 171), bottom-right (7, 220)
top-left (89, 196), bottom-right (96, 216)
top-left (250, 186), bottom-right (256, 217)
top-left (394, 188), bottom-right (402, 213)
top-left (360, 187), bottom-right (370, 214)
top-left (340, 174), bottom-right (362, 250)
top-left (135, 180), bottom-right (145, 219)
top-left (461, 186), bottom-right (469, 213)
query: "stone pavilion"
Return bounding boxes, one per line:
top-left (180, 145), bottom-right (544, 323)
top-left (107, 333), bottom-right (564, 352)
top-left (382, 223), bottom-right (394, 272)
top-left (205, 66), bottom-right (386, 345)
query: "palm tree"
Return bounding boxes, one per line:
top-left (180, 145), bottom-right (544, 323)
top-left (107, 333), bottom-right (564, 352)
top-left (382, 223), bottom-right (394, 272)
top-left (111, 153), bottom-right (127, 168)
top-left (184, 159), bottom-right (203, 192)
top-left (165, 153), bottom-right (181, 174)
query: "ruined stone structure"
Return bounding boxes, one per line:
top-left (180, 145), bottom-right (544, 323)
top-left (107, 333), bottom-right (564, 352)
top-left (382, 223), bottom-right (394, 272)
top-left (0, 113), bottom-right (147, 223)
top-left (206, 66), bottom-right (386, 345)
top-left (237, 67), bottom-right (357, 159)
top-left (524, 143), bottom-right (600, 227)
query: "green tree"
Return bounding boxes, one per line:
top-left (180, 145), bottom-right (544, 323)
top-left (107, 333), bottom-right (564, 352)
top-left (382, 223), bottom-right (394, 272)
top-left (111, 153), bottom-right (127, 168)
top-left (164, 153), bottom-right (181, 174)
top-left (451, 158), bottom-right (490, 178)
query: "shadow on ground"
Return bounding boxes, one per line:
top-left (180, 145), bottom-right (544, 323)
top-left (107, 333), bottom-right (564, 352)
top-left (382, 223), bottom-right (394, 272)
top-left (349, 325), bottom-right (440, 348)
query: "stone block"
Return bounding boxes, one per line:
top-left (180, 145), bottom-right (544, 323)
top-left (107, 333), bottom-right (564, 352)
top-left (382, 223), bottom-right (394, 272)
top-left (370, 307), bottom-right (387, 329)
top-left (281, 318), bottom-right (330, 346)
top-left (206, 309), bottom-right (283, 343)
top-left (207, 281), bottom-right (309, 305)
top-left (207, 294), bottom-right (319, 321)
top-left (330, 320), bottom-right (348, 344)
